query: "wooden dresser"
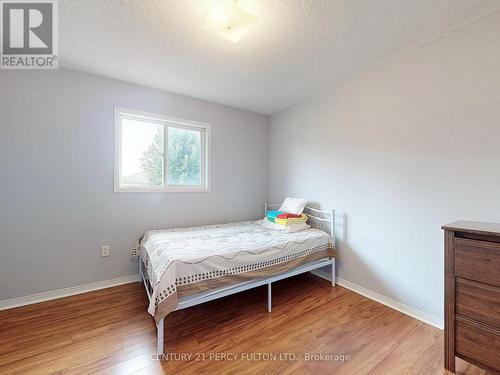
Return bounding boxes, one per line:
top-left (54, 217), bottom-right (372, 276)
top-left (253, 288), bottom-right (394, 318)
top-left (442, 221), bottom-right (500, 373)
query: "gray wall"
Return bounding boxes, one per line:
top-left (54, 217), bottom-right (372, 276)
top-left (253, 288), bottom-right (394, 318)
top-left (268, 13), bottom-right (500, 322)
top-left (0, 68), bottom-right (268, 300)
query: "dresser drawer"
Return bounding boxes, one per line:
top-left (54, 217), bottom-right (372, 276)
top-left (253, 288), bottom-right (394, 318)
top-left (456, 278), bottom-right (500, 328)
top-left (455, 238), bottom-right (500, 287)
top-left (456, 317), bottom-right (500, 371)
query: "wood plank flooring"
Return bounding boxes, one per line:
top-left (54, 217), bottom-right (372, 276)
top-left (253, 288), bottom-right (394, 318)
top-left (0, 274), bottom-right (494, 374)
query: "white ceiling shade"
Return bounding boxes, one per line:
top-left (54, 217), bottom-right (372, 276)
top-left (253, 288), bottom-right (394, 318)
top-left (204, 0), bottom-right (259, 43)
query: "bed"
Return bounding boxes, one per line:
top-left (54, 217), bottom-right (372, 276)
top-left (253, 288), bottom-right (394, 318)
top-left (137, 203), bottom-right (336, 356)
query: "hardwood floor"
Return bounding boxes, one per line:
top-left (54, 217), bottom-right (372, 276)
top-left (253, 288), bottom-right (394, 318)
top-left (0, 274), bottom-right (494, 374)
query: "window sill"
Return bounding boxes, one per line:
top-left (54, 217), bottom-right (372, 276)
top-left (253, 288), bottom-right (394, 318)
top-left (114, 186), bottom-right (211, 193)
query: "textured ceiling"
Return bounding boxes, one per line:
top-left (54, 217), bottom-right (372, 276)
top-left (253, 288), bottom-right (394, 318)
top-left (59, 0), bottom-right (500, 114)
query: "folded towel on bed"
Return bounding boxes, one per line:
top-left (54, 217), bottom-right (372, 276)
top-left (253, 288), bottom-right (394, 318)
top-left (267, 210), bottom-right (307, 224)
top-left (277, 213), bottom-right (302, 219)
top-left (267, 210), bottom-right (283, 219)
top-left (275, 213), bottom-right (308, 226)
top-left (266, 210), bottom-right (283, 222)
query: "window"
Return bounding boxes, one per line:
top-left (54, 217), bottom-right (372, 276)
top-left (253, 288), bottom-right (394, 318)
top-left (114, 107), bottom-right (210, 192)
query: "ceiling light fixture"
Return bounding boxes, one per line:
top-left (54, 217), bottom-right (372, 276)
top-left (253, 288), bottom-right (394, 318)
top-left (204, 0), bottom-right (258, 43)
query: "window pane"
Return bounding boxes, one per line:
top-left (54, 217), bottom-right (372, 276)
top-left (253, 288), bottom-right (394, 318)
top-left (167, 126), bottom-right (202, 186)
top-left (121, 119), bottom-right (164, 187)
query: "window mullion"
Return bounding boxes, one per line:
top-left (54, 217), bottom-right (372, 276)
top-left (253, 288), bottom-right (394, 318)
top-left (163, 125), bottom-right (168, 188)
top-left (201, 129), bottom-right (206, 188)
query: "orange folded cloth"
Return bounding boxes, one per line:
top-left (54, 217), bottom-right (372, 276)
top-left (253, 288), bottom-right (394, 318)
top-left (277, 213), bottom-right (302, 219)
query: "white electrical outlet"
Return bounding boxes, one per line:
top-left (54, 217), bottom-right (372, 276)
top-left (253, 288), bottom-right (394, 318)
top-left (101, 245), bottom-right (110, 257)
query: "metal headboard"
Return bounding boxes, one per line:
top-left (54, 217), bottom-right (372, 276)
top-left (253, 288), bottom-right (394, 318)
top-left (264, 202), bottom-right (335, 246)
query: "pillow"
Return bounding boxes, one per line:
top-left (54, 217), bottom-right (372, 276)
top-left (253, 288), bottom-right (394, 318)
top-left (260, 217), bottom-right (285, 230)
top-left (279, 197), bottom-right (308, 215)
top-left (284, 223), bottom-right (310, 233)
top-left (259, 218), bottom-right (310, 233)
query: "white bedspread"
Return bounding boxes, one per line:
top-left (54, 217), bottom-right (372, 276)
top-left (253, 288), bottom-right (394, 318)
top-left (138, 220), bottom-right (333, 320)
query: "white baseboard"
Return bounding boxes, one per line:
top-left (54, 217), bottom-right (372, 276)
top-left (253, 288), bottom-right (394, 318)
top-left (311, 269), bottom-right (444, 330)
top-left (1, 271), bottom-right (444, 330)
top-left (0, 274), bottom-right (139, 311)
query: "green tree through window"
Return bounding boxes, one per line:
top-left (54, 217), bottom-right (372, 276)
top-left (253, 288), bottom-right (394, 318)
top-left (139, 129), bottom-right (163, 186)
top-left (140, 128), bottom-right (201, 186)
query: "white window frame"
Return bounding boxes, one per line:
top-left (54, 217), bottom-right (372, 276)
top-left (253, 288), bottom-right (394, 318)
top-left (114, 107), bottom-right (211, 193)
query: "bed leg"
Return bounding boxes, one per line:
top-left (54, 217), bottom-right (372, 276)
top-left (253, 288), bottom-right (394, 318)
top-left (331, 259), bottom-right (336, 287)
top-left (267, 283), bottom-right (272, 312)
top-left (157, 318), bottom-right (164, 358)
top-left (138, 259), bottom-right (142, 283)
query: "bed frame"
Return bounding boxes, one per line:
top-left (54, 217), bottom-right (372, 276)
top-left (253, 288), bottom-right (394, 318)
top-left (138, 203), bottom-right (336, 356)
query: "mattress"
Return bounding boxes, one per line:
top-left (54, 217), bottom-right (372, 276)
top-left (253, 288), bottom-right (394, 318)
top-left (138, 220), bottom-right (334, 322)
